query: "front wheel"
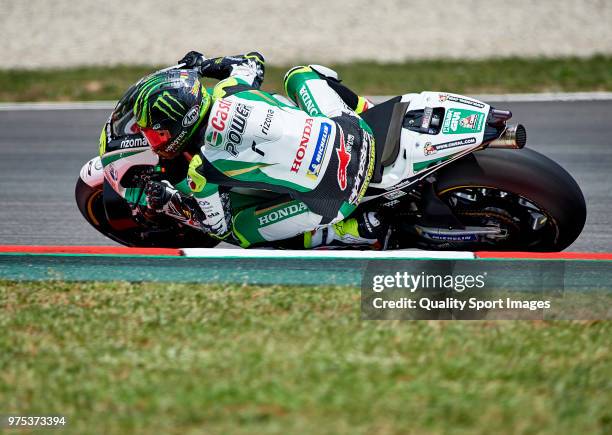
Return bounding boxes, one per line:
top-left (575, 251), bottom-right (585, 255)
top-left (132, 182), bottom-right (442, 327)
top-left (75, 178), bottom-right (220, 248)
top-left (429, 148), bottom-right (586, 251)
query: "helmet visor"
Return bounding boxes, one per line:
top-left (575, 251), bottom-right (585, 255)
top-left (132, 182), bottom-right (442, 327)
top-left (141, 127), bottom-right (173, 151)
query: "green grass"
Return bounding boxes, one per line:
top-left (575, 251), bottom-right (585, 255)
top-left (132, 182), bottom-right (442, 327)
top-left (2, 56), bottom-right (612, 102)
top-left (1, 281), bottom-right (610, 434)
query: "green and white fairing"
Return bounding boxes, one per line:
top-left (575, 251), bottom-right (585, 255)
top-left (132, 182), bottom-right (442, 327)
top-left (101, 148), bottom-right (158, 203)
top-left (369, 91), bottom-right (490, 191)
top-left (80, 131), bottom-right (159, 207)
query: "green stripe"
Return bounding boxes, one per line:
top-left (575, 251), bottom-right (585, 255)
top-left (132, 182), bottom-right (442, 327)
top-left (124, 187), bottom-right (147, 206)
top-left (413, 156), bottom-right (453, 172)
top-left (212, 159), bottom-right (310, 192)
top-left (153, 100), bottom-right (178, 121)
top-left (175, 178), bottom-right (219, 198)
top-left (339, 202), bottom-right (357, 219)
top-left (154, 94), bottom-right (183, 120)
top-left (134, 76), bottom-right (165, 122)
top-left (101, 149), bottom-right (145, 166)
top-left (165, 93), bottom-right (186, 110)
top-left (232, 209), bottom-right (267, 247)
top-left (136, 79), bottom-right (166, 125)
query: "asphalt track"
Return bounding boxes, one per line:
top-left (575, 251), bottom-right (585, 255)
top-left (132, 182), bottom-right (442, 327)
top-left (1, 100), bottom-right (611, 251)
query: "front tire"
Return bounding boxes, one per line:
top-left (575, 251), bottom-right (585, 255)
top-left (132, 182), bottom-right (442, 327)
top-left (75, 178), bottom-right (220, 248)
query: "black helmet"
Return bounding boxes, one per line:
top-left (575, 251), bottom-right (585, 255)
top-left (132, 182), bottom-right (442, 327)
top-left (133, 69), bottom-right (210, 159)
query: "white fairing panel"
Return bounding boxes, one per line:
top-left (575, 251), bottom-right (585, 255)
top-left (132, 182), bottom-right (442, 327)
top-left (102, 147), bottom-right (159, 197)
top-left (370, 91), bottom-right (490, 189)
top-left (79, 156), bottom-right (105, 187)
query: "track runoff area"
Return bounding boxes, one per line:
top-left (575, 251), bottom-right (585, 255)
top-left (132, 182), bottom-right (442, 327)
top-left (2, 245), bottom-right (610, 320)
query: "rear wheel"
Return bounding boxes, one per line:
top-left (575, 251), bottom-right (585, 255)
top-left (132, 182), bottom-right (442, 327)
top-left (429, 148), bottom-right (586, 251)
top-left (75, 178), bottom-right (220, 248)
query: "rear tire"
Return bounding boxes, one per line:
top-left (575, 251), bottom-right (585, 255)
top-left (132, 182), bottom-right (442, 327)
top-left (433, 148), bottom-right (586, 251)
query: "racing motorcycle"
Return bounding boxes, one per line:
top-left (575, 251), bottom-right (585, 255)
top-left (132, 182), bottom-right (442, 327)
top-left (76, 67), bottom-right (586, 251)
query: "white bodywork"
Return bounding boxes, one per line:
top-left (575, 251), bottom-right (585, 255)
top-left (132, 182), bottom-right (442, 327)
top-left (370, 91), bottom-right (490, 191)
top-left (79, 156), bottom-right (105, 187)
top-left (79, 147), bottom-right (158, 198)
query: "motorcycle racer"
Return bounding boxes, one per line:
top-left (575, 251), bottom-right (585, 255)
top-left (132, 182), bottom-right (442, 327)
top-left (136, 51), bottom-right (386, 248)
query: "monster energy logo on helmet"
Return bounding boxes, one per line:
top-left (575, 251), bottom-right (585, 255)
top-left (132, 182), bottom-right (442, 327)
top-left (152, 91), bottom-right (188, 122)
top-left (132, 69), bottom-right (210, 158)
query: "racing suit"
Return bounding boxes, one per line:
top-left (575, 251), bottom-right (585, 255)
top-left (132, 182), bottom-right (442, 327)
top-left (157, 53), bottom-right (376, 248)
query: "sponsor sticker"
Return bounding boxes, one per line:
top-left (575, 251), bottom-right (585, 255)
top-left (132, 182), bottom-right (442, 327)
top-left (251, 140), bottom-right (265, 157)
top-left (424, 137), bottom-right (477, 155)
top-left (336, 131), bottom-right (352, 191)
top-left (205, 130), bottom-right (223, 147)
top-left (210, 99), bottom-right (232, 131)
top-left (427, 233), bottom-right (478, 242)
top-left (261, 108), bottom-right (274, 136)
top-left (421, 107), bottom-right (433, 129)
top-left (298, 85), bottom-right (320, 116)
top-left (384, 190), bottom-right (407, 200)
top-left (424, 142), bottom-right (436, 156)
top-left (190, 81), bottom-right (200, 97)
top-left (182, 105), bottom-right (200, 127)
top-left (348, 134), bottom-right (372, 205)
top-left (205, 100), bottom-right (252, 157)
top-left (383, 199), bottom-right (401, 208)
top-left (291, 118), bottom-right (314, 173)
top-left (306, 122), bottom-right (332, 179)
top-left (257, 202), bottom-right (308, 227)
top-left (438, 94), bottom-right (485, 109)
top-left (165, 130), bottom-right (187, 154)
top-left (442, 109), bottom-right (485, 135)
top-left (225, 103), bottom-right (252, 156)
top-left (119, 136), bottom-right (148, 149)
top-left (105, 163), bottom-right (119, 187)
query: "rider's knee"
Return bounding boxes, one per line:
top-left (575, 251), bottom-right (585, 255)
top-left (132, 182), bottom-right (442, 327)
top-left (284, 65), bottom-right (334, 95)
top-left (283, 65), bottom-right (310, 92)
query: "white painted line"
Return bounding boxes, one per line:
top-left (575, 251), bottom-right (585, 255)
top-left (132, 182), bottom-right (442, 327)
top-left (1, 92), bottom-right (611, 111)
top-left (0, 101), bottom-right (116, 111)
top-left (473, 92), bottom-right (612, 102)
top-left (180, 248), bottom-right (476, 260)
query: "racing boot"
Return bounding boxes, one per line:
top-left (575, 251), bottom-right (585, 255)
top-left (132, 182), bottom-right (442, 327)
top-left (305, 212), bottom-right (387, 249)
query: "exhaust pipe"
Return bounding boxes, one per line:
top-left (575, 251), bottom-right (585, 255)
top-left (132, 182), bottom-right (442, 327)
top-left (487, 124), bottom-right (527, 149)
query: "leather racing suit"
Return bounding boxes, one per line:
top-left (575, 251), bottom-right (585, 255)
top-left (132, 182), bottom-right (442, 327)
top-left (157, 53), bottom-right (376, 248)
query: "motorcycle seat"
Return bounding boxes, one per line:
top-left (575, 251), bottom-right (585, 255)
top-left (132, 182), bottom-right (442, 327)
top-left (360, 96), bottom-right (410, 183)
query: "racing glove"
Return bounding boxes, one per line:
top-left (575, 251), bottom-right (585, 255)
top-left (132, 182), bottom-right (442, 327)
top-left (179, 51), bottom-right (265, 88)
top-left (145, 180), bottom-right (176, 212)
top-left (145, 180), bottom-right (206, 227)
top-left (145, 180), bottom-right (231, 237)
top-left (193, 189), bottom-right (232, 239)
top-left (178, 50), bottom-right (206, 69)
